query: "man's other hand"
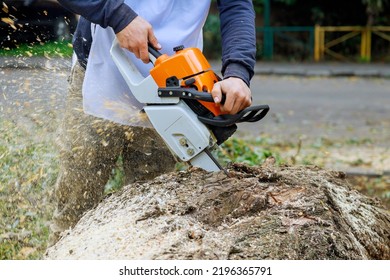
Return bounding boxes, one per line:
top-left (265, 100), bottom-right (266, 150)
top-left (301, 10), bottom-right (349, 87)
top-left (211, 77), bottom-right (252, 115)
top-left (116, 16), bottom-right (160, 63)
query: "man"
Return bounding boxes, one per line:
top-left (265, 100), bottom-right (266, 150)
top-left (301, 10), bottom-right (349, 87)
top-left (51, 0), bottom-right (256, 244)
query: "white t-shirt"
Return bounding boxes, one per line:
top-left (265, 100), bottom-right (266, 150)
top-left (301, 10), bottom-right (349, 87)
top-left (82, 0), bottom-right (211, 126)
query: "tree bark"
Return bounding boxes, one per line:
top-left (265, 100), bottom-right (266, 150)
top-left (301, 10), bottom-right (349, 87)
top-left (45, 160), bottom-right (390, 260)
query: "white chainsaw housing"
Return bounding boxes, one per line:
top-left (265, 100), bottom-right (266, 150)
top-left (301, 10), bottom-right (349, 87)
top-left (110, 39), bottom-right (220, 171)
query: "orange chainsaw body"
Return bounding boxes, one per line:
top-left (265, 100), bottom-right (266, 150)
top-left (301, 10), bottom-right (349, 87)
top-left (150, 47), bottom-right (222, 116)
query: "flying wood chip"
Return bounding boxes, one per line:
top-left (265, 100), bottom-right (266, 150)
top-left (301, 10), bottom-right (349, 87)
top-left (1, 17), bottom-right (16, 30)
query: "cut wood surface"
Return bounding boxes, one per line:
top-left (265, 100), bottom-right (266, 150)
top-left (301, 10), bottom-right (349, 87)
top-left (45, 160), bottom-right (390, 260)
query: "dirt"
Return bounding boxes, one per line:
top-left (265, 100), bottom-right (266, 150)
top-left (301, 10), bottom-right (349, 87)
top-left (45, 159), bottom-right (390, 260)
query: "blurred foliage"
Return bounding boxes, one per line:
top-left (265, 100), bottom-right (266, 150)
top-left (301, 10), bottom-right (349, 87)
top-left (211, 0), bottom-right (297, 13)
top-left (104, 156), bottom-right (125, 195)
top-left (217, 137), bottom-right (284, 167)
top-left (203, 13), bottom-right (222, 59)
top-left (362, 0), bottom-right (389, 24)
top-left (209, 0), bottom-right (389, 25)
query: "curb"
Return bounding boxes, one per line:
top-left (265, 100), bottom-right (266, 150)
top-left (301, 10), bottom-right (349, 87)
top-left (210, 60), bottom-right (390, 78)
top-left (252, 64), bottom-right (390, 78)
top-left (345, 169), bottom-right (390, 178)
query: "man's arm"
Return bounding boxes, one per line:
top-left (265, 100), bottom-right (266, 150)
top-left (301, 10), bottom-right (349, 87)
top-left (57, 0), bottom-right (137, 34)
top-left (58, 0), bottom-right (159, 63)
top-left (211, 0), bottom-right (256, 114)
top-left (218, 0), bottom-right (256, 85)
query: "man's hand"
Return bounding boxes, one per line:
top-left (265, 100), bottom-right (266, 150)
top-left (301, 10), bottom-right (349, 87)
top-left (211, 77), bottom-right (252, 115)
top-left (116, 16), bottom-right (160, 63)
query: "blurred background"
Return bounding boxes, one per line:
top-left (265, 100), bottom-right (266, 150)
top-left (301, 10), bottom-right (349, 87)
top-left (1, 0), bottom-right (77, 47)
top-left (1, 0), bottom-right (389, 61)
top-left (0, 0), bottom-right (389, 260)
top-left (204, 0), bottom-right (390, 62)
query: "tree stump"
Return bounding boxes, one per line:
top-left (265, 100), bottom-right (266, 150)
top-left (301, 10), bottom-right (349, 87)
top-left (45, 160), bottom-right (390, 260)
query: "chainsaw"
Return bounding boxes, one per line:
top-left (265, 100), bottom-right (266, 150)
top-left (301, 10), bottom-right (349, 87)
top-left (110, 40), bottom-right (269, 173)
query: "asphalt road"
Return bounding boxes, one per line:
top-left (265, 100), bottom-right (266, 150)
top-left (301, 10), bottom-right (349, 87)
top-left (0, 67), bottom-right (68, 140)
top-left (1, 67), bottom-right (390, 147)
top-left (241, 75), bottom-right (390, 146)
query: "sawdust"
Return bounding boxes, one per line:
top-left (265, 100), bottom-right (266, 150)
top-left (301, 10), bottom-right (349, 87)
top-left (45, 160), bottom-right (390, 260)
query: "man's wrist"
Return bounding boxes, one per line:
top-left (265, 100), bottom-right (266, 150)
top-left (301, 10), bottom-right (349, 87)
top-left (110, 4), bottom-right (138, 34)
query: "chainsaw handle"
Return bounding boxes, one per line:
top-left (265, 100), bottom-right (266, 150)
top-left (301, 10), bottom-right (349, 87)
top-left (158, 87), bottom-right (226, 104)
top-left (197, 91), bottom-right (227, 105)
top-left (185, 89), bottom-right (226, 104)
top-left (148, 43), bottom-right (162, 59)
top-left (110, 38), bottom-right (180, 104)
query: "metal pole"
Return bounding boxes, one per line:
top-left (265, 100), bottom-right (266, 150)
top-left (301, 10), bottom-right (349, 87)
top-left (263, 0), bottom-right (273, 59)
top-left (264, 0), bottom-right (270, 27)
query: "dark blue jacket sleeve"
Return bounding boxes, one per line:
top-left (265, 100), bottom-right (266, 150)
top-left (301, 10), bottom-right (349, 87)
top-left (57, 0), bottom-right (137, 33)
top-left (217, 0), bottom-right (256, 85)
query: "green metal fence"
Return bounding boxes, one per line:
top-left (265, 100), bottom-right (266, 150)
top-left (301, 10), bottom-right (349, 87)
top-left (256, 26), bottom-right (315, 60)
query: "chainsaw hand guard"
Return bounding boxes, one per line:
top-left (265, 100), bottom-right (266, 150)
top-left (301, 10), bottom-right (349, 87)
top-left (197, 104), bottom-right (269, 127)
top-left (158, 87), bottom-right (270, 127)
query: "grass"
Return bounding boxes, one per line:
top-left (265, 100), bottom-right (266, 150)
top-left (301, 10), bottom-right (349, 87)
top-left (0, 41), bottom-right (73, 58)
top-left (0, 119), bottom-right (58, 260)
top-left (0, 117), bottom-right (388, 260)
top-left (218, 137), bottom-right (285, 166)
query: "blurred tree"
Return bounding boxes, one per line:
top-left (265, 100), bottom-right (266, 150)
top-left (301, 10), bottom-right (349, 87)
top-left (252, 0), bottom-right (297, 14)
top-left (203, 13), bottom-right (221, 59)
top-left (362, 0), bottom-right (389, 25)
